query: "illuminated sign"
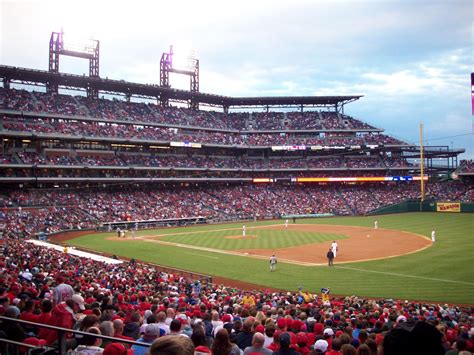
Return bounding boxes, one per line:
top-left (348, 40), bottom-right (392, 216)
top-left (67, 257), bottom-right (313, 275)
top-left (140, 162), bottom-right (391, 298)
top-left (170, 141), bottom-right (202, 148)
top-left (253, 178), bottom-right (274, 183)
top-left (271, 145), bottom-right (306, 151)
top-left (294, 175), bottom-right (428, 183)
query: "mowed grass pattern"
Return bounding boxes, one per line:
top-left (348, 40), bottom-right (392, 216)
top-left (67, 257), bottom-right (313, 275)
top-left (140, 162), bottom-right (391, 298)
top-left (69, 213), bottom-right (474, 304)
top-left (157, 228), bottom-right (346, 250)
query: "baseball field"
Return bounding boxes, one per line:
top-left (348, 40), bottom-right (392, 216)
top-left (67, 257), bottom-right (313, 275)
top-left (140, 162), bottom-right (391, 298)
top-left (63, 212), bottom-right (474, 304)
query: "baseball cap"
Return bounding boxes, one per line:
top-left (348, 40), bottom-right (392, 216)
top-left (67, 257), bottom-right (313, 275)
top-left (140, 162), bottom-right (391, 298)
top-left (71, 294), bottom-right (85, 311)
top-left (397, 315), bottom-right (407, 323)
top-left (195, 345), bottom-right (211, 354)
top-left (279, 332), bottom-right (291, 346)
top-left (103, 343), bottom-right (134, 355)
top-left (314, 339), bottom-right (329, 352)
top-left (146, 324), bottom-right (162, 336)
top-left (277, 318), bottom-right (287, 329)
top-left (324, 327), bottom-right (334, 336)
top-left (296, 332), bottom-right (308, 345)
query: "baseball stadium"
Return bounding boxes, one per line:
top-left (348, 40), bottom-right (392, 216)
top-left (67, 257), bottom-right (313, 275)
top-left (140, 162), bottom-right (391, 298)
top-left (1, 26), bottom-right (473, 354)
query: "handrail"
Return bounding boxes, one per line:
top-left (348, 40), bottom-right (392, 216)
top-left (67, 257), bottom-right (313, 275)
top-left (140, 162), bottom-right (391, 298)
top-left (0, 316), bottom-right (150, 353)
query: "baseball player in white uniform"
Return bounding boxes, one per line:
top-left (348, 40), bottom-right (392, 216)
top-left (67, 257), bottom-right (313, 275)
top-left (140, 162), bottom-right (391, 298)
top-left (242, 225), bottom-right (246, 237)
top-left (431, 230), bottom-right (436, 242)
top-left (374, 220), bottom-right (378, 229)
top-left (331, 240), bottom-right (338, 258)
top-left (285, 219), bottom-right (289, 228)
top-left (270, 255), bottom-right (277, 271)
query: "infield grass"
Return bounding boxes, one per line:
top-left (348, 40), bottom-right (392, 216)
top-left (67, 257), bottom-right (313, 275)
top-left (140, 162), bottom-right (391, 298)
top-left (69, 213), bottom-right (474, 304)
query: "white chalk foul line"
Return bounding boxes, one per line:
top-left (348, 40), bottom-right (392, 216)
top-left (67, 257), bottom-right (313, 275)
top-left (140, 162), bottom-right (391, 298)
top-left (136, 237), bottom-right (471, 285)
top-left (335, 265), bottom-right (474, 286)
top-left (184, 252), bottom-right (218, 259)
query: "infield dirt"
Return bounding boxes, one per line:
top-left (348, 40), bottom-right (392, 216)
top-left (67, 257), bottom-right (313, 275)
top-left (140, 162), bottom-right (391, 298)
top-left (236, 224), bottom-right (432, 264)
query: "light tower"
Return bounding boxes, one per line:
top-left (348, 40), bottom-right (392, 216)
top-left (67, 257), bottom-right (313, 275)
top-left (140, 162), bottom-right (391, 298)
top-left (160, 45), bottom-right (199, 110)
top-left (48, 30), bottom-right (100, 99)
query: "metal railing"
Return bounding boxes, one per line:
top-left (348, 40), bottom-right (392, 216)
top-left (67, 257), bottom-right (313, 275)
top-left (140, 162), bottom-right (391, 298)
top-left (0, 316), bottom-right (150, 354)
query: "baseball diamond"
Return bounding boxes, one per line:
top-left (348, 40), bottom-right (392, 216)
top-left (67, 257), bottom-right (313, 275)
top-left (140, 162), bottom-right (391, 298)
top-left (53, 212), bottom-right (474, 304)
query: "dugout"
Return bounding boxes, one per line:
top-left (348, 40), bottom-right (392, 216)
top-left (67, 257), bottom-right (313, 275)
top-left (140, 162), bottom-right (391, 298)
top-left (100, 216), bottom-right (207, 231)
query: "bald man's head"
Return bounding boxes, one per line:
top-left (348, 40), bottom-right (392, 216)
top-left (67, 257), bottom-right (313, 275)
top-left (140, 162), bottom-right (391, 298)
top-left (113, 319), bottom-right (124, 333)
top-left (252, 332), bottom-right (265, 348)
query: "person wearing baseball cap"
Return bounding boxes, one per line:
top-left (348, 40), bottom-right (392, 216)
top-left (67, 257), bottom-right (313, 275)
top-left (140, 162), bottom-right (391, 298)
top-left (295, 332), bottom-right (310, 354)
top-left (314, 339), bottom-right (329, 354)
top-left (132, 323), bottom-right (163, 355)
top-left (71, 294), bottom-right (86, 311)
top-left (40, 294), bottom-right (86, 345)
top-left (103, 342), bottom-right (134, 355)
top-left (323, 327), bottom-right (334, 350)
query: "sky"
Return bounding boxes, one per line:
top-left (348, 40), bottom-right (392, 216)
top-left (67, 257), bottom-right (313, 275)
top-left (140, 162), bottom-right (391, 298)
top-left (0, 0), bottom-right (472, 159)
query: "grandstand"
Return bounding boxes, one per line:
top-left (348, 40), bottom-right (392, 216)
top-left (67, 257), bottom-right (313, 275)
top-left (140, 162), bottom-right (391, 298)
top-left (0, 85), bottom-right (471, 231)
top-left (0, 33), bottom-right (473, 355)
top-left (0, 78), bottom-right (471, 237)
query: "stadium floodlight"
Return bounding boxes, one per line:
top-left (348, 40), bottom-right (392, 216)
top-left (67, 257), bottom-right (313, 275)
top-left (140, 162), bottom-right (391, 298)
top-left (48, 29), bottom-right (100, 98)
top-left (62, 31), bottom-right (97, 56)
top-left (160, 45), bottom-right (200, 109)
top-left (170, 46), bottom-right (196, 73)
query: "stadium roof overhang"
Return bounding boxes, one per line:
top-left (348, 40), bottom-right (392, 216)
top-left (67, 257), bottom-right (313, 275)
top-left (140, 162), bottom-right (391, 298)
top-left (0, 65), bottom-right (362, 110)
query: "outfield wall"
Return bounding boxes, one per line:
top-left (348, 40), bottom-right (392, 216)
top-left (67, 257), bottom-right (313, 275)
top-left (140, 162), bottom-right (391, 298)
top-left (369, 200), bottom-right (474, 215)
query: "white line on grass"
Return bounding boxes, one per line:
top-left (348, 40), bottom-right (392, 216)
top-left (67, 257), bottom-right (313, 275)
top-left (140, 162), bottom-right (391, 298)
top-left (335, 266), bottom-right (474, 286)
top-left (184, 252), bottom-right (218, 259)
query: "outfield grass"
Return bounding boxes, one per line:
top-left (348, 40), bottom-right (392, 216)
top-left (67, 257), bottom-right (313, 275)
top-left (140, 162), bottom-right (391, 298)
top-left (69, 213), bottom-right (474, 304)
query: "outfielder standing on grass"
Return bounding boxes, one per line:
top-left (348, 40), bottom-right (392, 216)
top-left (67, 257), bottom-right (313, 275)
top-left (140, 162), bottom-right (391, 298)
top-left (242, 225), bottom-right (246, 237)
top-left (270, 254), bottom-right (277, 271)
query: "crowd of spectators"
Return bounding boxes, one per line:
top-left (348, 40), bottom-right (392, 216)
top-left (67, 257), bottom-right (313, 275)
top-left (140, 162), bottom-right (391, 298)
top-left (0, 238), bottom-right (472, 354)
top-left (457, 160), bottom-right (474, 174)
top-left (0, 88), bottom-right (391, 134)
top-left (0, 153), bottom-right (15, 164)
top-left (10, 150), bottom-right (414, 170)
top-left (1, 206), bottom-right (96, 239)
top-left (1, 116), bottom-right (405, 147)
top-left (1, 167), bottom-right (398, 179)
top-left (1, 181), bottom-right (472, 239)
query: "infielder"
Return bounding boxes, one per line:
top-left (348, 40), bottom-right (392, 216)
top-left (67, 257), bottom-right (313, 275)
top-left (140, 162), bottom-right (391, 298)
top-left (270, 254), bottom-right (277, 271)
top-left (242, 225), bottom-right (246, 237)
top-left (285, 219), bottom-right (289, 228)
top-left (374, 220), bottom-right (378, 229)
top-left (431, 230), bottom-right (436, 242)
top-left (331, 240), bottom-right (338, 258)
